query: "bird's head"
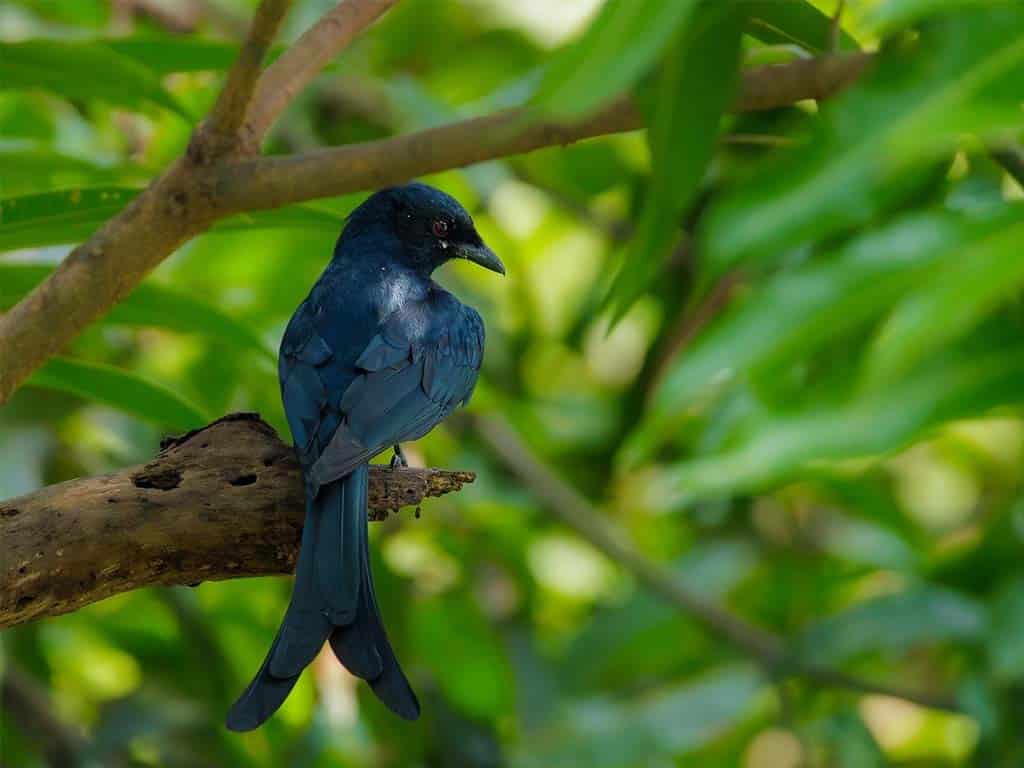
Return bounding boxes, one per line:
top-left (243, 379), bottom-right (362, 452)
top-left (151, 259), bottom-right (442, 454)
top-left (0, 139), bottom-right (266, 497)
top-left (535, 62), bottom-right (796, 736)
top-left (344, 182), bottom-right (505, 277)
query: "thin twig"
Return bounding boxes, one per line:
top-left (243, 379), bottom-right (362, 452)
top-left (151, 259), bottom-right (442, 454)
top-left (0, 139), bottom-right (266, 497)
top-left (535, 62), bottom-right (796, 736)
top-left (197, 0), bottom-right (292, 160)
top-left (829, 0), bottom-right (846, 54)
top-left (244, 0), bottom-right (401, 146)
top-left (470, 413), bottom-right (960, 712)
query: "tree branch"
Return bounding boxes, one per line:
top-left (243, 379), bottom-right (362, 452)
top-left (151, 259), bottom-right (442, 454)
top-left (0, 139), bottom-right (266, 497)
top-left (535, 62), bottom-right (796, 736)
top-left (1, 665), bottom-right (88, 768)
top-left (0, 52), bottom-right (870, 407)
top-left (469, 413), bottom-right (959, 713)
top-left (244, 0), bottom-right (401, 146)
top-left (216, 53), bottom-right (873, 213)
top-left (0, 413), bottom-right (473, 630)
top-left (195, 0), bottom-right (292, 160)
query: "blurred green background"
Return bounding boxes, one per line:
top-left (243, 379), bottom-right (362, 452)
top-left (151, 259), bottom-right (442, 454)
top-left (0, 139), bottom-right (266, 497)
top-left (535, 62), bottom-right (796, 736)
top-left (3, 0), bottom-right (1024, 765)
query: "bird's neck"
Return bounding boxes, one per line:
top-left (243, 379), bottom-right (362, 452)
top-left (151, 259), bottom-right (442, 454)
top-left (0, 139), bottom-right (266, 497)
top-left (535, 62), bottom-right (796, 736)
top-left (333, 232), bottom-right (435, 282)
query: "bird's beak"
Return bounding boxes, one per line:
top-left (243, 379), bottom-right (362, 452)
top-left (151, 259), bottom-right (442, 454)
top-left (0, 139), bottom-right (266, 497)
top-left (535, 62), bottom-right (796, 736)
top-left (457, 242), bottom-right (505, 275)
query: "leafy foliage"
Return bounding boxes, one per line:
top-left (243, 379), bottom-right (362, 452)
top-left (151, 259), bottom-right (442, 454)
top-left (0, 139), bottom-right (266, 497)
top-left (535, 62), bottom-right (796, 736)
top-left (3, 0), bottom-right (1024, 766)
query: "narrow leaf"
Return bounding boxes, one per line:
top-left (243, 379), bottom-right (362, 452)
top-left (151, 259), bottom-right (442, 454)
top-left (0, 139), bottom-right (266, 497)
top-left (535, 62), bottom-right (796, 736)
top-left (741, 0), bottom-right (858, 52)
top-left (104, 37), bottom-right (241, 74)
top-left (0, 264), bottom-right (274, 360)
top-left (798, 586), bottom-right (987, 665)
top-left (864, 215), bottom-right (1024, 387)
top-left (0, 188), bottom-right (347, 253)
top-left (702, 9), bottom-right (1024, 275)
top-left (656, 342), bottom-right (1024, 505)
top-left (28, 357), bottom-right (209, 431)
top-left (532, 0), bottom-right (702, 119)
top-left (0, 40), bottom-right (190, 118)
top-left (604, 7), bottom-right (744, 322)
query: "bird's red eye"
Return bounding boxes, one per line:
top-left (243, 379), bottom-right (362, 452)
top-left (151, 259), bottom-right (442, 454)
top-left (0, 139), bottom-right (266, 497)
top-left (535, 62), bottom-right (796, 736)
top-left (432, 219), bottom-right (450, 238)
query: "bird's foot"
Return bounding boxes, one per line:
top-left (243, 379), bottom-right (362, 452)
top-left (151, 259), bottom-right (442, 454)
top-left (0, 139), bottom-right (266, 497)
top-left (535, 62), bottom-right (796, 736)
top-left (390, 444), bottom-right (408, 469)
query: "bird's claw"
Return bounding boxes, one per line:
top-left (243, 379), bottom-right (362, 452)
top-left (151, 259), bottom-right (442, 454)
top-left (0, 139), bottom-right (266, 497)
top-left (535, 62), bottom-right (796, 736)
top-left (390, 444), bottom-right (408, 469)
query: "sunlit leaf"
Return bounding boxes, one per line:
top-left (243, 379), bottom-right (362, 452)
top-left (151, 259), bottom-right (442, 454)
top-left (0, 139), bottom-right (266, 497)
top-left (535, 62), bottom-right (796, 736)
top-left (0, 187), bottom-right (138, 252)
top-left (411, 593), bottom-right (514, 719)
top-left (656, 340), bottom-right (1024, 504)
top-left (0, 148), bottom-right (147, 196)
top-left (0, 187), bottom-right (347, 253)
top-left (28, 357), bottom-right (209, 430)
top-left (603, 6), bottom-right (744, 322)
top-left (702, 9), bottom-right (1024, 274)
top-left (532, 0), bottom-right (702, 119)
top-left (0, 39), bottom-right (190, 118)
top-left (797, 585), bottom-right (987, 664)
top-left (0, 263), bottom-right (274, 360)
top-left (867, 0), bottom-right (1007, 35)
top-left (643, 211), bottom-right (967, 439)
top-left (521, 665), bottom-right (762, 767)
top-left (105, 37), bottom-right (241, 73)
top-left (742, 0), bottom-right (858, 52)
top-left (864, 214), bottom-right (1024, 387)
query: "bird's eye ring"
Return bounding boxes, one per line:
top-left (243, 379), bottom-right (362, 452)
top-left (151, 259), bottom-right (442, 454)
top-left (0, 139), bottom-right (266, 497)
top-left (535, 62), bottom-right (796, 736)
top-left (432, 219), bottom-right (450, 238)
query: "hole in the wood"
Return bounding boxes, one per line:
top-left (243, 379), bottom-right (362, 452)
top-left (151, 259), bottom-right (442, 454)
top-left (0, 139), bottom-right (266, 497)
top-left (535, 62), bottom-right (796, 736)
top-left (230, 474), bottom-right (258, 487)
top-left (133, 468), bottom-right (182, 491)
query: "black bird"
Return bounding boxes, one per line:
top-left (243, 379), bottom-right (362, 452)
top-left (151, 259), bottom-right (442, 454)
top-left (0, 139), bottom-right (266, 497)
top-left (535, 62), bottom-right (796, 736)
top-left (226, 183), bottom-right (504, 731)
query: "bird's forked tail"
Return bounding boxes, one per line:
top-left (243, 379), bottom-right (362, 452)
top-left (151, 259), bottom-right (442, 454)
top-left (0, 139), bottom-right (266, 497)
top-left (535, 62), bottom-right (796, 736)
top-left (226, 464), bottom-right (419, 731)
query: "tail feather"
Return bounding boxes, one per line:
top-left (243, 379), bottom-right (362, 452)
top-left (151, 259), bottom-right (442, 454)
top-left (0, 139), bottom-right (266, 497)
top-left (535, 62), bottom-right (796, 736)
top-left (359, 550), bottom-right (421, 720)
top-left (226, 464), bottom-right (420, 732)
top-left (329, 469), bottom-right (420, 720)
top-left (226, 499), bottom-right (331, 731)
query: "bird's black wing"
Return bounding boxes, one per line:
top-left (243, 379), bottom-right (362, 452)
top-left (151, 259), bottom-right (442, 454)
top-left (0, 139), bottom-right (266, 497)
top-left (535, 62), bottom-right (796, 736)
top-left (307, 292), bottom-right (485, 492)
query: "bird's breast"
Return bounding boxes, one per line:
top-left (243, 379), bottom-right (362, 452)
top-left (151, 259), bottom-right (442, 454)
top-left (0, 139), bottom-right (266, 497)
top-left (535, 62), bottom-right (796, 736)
top-left (376, 270), bottom-right (428, 322)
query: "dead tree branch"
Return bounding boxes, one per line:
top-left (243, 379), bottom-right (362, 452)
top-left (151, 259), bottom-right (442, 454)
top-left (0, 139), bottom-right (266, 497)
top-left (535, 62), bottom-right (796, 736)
top-left (0, 413), bottom-right (473, 630)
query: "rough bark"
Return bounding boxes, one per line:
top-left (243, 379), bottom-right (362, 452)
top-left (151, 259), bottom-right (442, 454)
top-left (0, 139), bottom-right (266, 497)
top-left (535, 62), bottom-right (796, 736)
top-left (0, 413), bottom-right (473, 629)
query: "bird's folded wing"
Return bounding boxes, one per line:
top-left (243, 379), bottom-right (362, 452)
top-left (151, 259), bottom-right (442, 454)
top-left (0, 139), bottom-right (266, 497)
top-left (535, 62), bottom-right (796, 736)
top-left (307, 301), bottom-right (485, 491)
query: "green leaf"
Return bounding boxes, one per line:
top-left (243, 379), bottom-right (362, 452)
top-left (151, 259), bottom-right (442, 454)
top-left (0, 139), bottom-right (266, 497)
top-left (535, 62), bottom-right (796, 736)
top-left (0, 187), bottom-right (138, 252)
top-left (655, 341), bottom-right (1024, 504)
top-left (866, 0), bottom-right (1008, 36)
top-left (0, 264), bottom-right (274, 360)
top-left (0, 149), bottom-right (148, 197)
top-left (987, 576), bottom-right (1024, 684)
top-left (0, 188), bottom-right (347, 253)
top-left (411, 593), bottom-right (514, 719)
top-left (702, 9), bottom-right (1024, 275)
top-left (650, 211), bottom-right (966, 423)
top-left (104, 37), bottom-right (241, 74)
top-left (0, 40), bottom-right (190, 118)
top-left (603, 7), bottom-right (744, 322)
top-left (532, 0), bottom-right (702, 119)
top-left (565, 541), bottom-right (757, 690)
top-left (741, 0), bottom-right (858, 52)
top-left (864, 214), bottom-right (1024, 388)
top-left (797, 585), bottom-right (987, 665)
top-left (28, 357), bottom-right (209, 431)
top-left (521, 665), bottom-right (762, 767)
